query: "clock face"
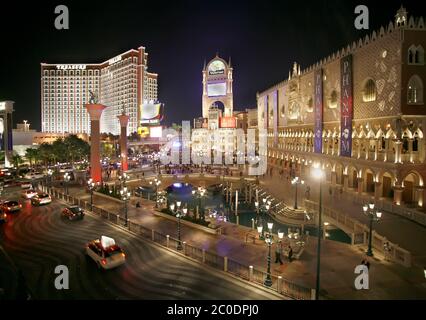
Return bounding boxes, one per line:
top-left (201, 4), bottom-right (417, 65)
top-left (208, 60), bottom-right (225, 75)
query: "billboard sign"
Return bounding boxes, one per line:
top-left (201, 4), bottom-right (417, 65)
top-left (340, 55), bottom-right (353, 157)
top-left (208, 60), bottom-right (225, 76)
top-left (314, 68), bottom-right (323, 154)
top-left (220, 116), bottom-right (236, 128)
top-left (140, 102), bottom-right (164, 126)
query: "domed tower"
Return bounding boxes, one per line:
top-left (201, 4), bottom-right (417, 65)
top-left (202, 54), bottom-right (233, 118)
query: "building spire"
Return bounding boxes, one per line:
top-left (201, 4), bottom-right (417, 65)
top-left (228, 56), bottom-right (232, 67)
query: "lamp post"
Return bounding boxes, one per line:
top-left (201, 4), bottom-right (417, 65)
top-left (64, 172), bottom-right (71, 196)
top-left (169, 201), bottom-right (188, 250)
top-left (312, 165), bottom-right (324, 300)
top-left (149, 177), bottom-right (162, 208)
top-left (291, 176), bottom-right (304, 209)
top-left (87, 178), bottom-right (96, 211)
top-left (191, 186), bottom-right (206, 220)
top-left (118, 172), bottom-right (128, 188)
top-left (362, 203), bottom-right (382, 257)
top-left (47, 169), bottom-right (53, 187)
top-left (254, 198), bottom-right (271, 240)
top-left (120, 186), bottom-right (131, 227)
top-left (257, 221), bottom-right (275, 287)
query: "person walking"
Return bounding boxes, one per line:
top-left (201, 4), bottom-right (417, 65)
top-left (288, 245), bottom-right (293, 263)
top-left (275, 241), bottom-right (283, 265)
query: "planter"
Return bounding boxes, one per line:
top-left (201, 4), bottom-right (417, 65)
top-left (153, 210), bottom-right (222, 235)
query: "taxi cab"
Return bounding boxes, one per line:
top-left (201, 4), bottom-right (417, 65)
top-left (85, 236), bottom-right (126, 270)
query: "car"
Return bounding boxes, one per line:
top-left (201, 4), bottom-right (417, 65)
top-left (0, 210), bottom-right (7, 223)
top-left (85, 236), bottom-right (126, 270)
top-left (31, 193), bottom-right (52, 206)
top-left (22, 189), bottom-right (38, 199)
top-left (24, 172), bottom-right (45, 180)
top-left (62, 206), bottom-right (85, 220)
top-left (20, 182), bottom-right (33, 189)
top-left (1, 200), bottom-right (22, 213)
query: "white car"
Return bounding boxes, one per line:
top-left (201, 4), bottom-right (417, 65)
top-left (20, 182), bottom-right (32, 189)
top-left (31, 193), bottom-right (52, 206)
top-left (22, 189), bottom-right (38, 199)
top-left (24, 172), bottom-right (45, 180)
top-left (86, 236), bottom-right (126, 270)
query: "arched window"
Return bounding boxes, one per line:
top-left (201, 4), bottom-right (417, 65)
top-left (280, 105), bottom-right (285, 117)
top-left (408, 45), bottom-right (424, 65)
top-left (329, 90), bottom-right (338, 108)
top-left (362, 79), bottom-right (376, 102)
top-left (407, 75), bottom-right (424, 104)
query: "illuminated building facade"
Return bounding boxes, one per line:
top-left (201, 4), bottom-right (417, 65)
top-left (257, 7), bottom-right (426, 210)
top-left (41, 46), bottom-right (158, 135)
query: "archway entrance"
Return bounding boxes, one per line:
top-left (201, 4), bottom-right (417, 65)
top-left (382, 174), bottom-right (393, 199)
top-left (366, 171), bottom-right (375, 193)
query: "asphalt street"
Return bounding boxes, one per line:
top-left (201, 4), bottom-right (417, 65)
top-left (0, 187), bottom-right (280, 300)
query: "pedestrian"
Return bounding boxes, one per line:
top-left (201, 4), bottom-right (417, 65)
top-left (275, 241), bottom-right (283, 265)
top-left (288, 245), bottom-right (293, 262)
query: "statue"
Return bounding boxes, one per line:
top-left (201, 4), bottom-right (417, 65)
top-left (89, 90), bottom-right (98, 104)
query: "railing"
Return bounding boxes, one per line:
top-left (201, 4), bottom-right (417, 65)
top-left (341, 191), bottom-right (426, 227)
top-left (44, 186), bottom-right (314, 300)
top-left (304, 199), bottom-right (412, 267)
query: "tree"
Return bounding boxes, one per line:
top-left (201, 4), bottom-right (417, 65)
top-left (12, 153), bottom-right (24, 175)
top-left (25, 148), bottom-right (39, 168)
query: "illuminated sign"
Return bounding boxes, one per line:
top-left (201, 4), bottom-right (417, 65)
top-left (220, 116), bottom-right (236, 128)
top-left (108, 55), bottom-right (122, 65)
top-left (207, 82), bottom-right (226, 97)
top-left (150, 126), bottom-right (163, 138)
top-left (314, 69), bottom-right (323, 154)
top-left (0, 102), bottom-right (5, 111)
top-left (138, 126), bottom-right (149, 137)
top-left (140, 102), bottom-right (164, 126)
top-left (56, 64), bottom-right (86, 70)
top-left (208, 60), bottom-right (225, 75)
top-left (340, 55), bottom-right (353, 157)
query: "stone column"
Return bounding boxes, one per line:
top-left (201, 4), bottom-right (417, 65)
top-left (394, 140), bottom-right (402, 163)
top-left (393, 185), bottom-right (404, 205)
top-left (415, 186), bottom-right (425, 207)
top-left (343, 174), bottom-right (349, 192)
top-left (374, 182), bottom-right (382, 201)
top-left (357, 177), bottom-right (364, 194)
top-left (85, 104), bottom-right (107, 183)
top-left (117, 113), bottom-right (130, 172)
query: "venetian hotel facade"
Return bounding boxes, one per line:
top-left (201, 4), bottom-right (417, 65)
top-left (257, 7), bottom-right (426, 212)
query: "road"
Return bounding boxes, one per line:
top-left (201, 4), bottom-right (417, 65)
top-left (0, 187), bottom-right (280, 300)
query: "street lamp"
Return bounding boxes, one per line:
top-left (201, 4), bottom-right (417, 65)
top-left (47, 169), bottom-right (53, 187)
top-left (169, 201), bottom-right (188, 250)
top-left (254, 198), bottom-right (271, 240)
top-left (191, 186), bottom-right (206, 220)
top-left (291, 176), bottom-right (304, 209)
top-left (87, 178), bottom-right (96, 211)
top-left (312, 165), bottom-right (324, 300)
top-left (64, 172), bottom-right (71, 195)
top-left (120, 186), bottom-right (131, 227)
top-left (149, 177), bottom-right (162, 208)
top-left (362, 203), bottom-right (382, 257)
top-left (118, 172), bottom-right (128, 188)
top-left (257, 220), bottom-right (274, 287)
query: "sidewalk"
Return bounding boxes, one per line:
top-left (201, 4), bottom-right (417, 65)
top-left (259, 174), bottom-right (426, 266)
top-left (66, 184), bottom-right (426, 299)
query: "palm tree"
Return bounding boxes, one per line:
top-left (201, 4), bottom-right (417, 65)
top-left (12, 154), bottom-right (24, 176)
top-left (25, 148), bottom-right (38, 168)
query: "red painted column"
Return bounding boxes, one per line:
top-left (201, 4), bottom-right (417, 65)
top-left (117, 114), bottom-right (130, 172)
top-left (85, 104), bottom-right (107, 183)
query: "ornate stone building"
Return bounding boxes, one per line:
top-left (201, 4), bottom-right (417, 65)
top-left (257, 7), bottom-right (426, 210)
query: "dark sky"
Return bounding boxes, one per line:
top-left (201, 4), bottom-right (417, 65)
top-left (0, 0), bottom-right (423, 129)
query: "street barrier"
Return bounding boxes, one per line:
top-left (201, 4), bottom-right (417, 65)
top-left (46, 187), bottom-right (314, 300)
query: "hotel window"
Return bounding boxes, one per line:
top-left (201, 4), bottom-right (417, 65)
top-left (362, 79), bottom-right (377, 102)
top-left (407, 75), bottom-right (424, 104)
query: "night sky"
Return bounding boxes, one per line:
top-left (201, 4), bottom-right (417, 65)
top-left (0, 0), bottom-right (423, 130)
